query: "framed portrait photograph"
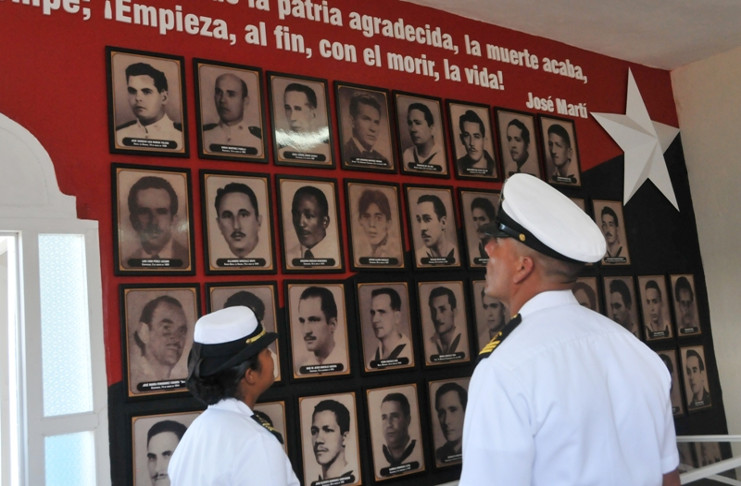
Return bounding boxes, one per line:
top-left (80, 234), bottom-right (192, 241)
top-left (345, 180), bottom-right (405, 270)
top-left (277, 176), bottom-right (344, 272)
top-left (194, 59), bottom-right (267, 162)
top-left (637, 275), bottom-right (674, 341)
top-left (335, 81), bottom-right (395, 172)
top-left (394, 91), bottom-right (449, 178)
top-left (206, 282), bottom-right (282, 383)
top-left (670, 274), bottom-right (702, 336)
top-left (694, 441), bottom-right (723, 468)
top-left (593, 200), bottom-right (631, 265)
top-left (471, 279), bottom-right (509, 353)
top-left (366, 383), bottom-right (425, 481)
top-left (602, 276), bottom-right (641, 339)
top-left (112, 164), bottom-right (194, 275)
top-left (680, 345), bottom-right (712, 411)
top-left (131, 410), bottom-right (201, 486)
top-left (539, 115), bottom-right (582, 186)
top-left (299, 392), bottom-right (361, 486)
top-left (254, 400), bottom-right (289, 453)
top-left (458, 188), bottom-right (501, 268)
top-left (200, 171), bottom-right (275, 273)
top-left (656, 350), bottom-right (685, 416)
top-left (447, 100), bottom-right (499, 180)
top-left (106, 46), bottom-right (188, 157)
top-left (428, 377), bottom-right (470, 468)
top-left (268, 72), bottom-right (334, 168)
top-left (417, 280), bottom-right (471, 366)
top-left (405, 185), bottom-right (461, 269)
top-left (573, 276), bottom-right (601, 313)
top-left (120, 284), bottom-right (200, 397)
top-left (494, 108), bottom-right (542, 180)
top-left (287, 281), bottom-right (350, 379)
top-left (356, 281), bottom-right (415, 372)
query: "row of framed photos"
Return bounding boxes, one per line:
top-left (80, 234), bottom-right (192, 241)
top-left (131, 378), bottom-right (468, 486)
top-left (112, 163), bottom-right (635, 275)
top-left (106, 46), bottom-right (582, 185)
top-left (121, 277), bottom-right (501, 398)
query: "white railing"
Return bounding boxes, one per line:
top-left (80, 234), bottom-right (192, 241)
top-left (678, 435), bottom-right (741, 485)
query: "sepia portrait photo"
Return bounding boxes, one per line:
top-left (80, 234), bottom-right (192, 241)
top-left (345, 180), bottom-right (404, 270)
top-left (447, 100), bottom-right (498, 180)
top-left (287, 282), bottom-right (350, 379)
top-left (357, 281), bottom-right (415, 372)
top-left (194, 59), bottom-right (267, 162)
top-left (113, 164), bottom-right (193, 275)
top-left (269, 72), bottom-right (334, 167)
top-left (593, 200), bottom-right (631, 265)
top-left (671, 274), bottom-right (701, 336)
top-left (278, 177), bottom-right (343, 272)
top-left (107, 46), bottom-right (187, 156)
top-left (573, 276), bottom-right (601, 313)
top-left (299, 392), bottom-right (361, 486)
top-left (395, 91), bottom-right (449, 177)
top-left (471, 279), bottom-right (509, 353)
top-left (131, 411), bottom-right (200, 486)
top-left (207, 282), bottom-right (281, 383)
top-left (428, 377), bottom-right (470, 468)
top-left (336, 82), bottom-right (395, 172)
top-left (417, 280), bottom-right (471, 366)
top-left (201, 171), bottom-right (275, 273)
top-left (254, 400), bottom-right (289, 453)
top-left (681, 345), bottom-right (712, 411)
top-left (657, 350), bottom-right (685, 416)
top-left (637, 275), bottom-right (674, 341)
top-left (602, 276), bottom-right (641, 339)
top-left (121, 284), bottom-right (199, 397)
top-left (405, 185), bottom-right (461, 269)
top-left (494, 108), bottom-right (541, 180)
top-left (539, 115), bottom-right (582, 186)
top-left (366, 384), bottom-right (425, 481)
top-left (459, 188), bottom-right (501, 268)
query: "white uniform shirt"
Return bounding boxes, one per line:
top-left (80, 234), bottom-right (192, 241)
top-left (460, 290), bottom-right (678, 486)
top-left (116, 114), bottom-right (183, 149)
top-left (168, 398), bottom-right (299, 486)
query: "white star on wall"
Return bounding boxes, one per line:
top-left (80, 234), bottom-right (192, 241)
top-left (591, 69), bottom-right (680, 210)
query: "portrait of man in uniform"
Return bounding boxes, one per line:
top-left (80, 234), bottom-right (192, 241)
top-left (406, 186), bottom-right (461, 269)
top-left (395, 92), bottom-right (449, 177)
top-left (638, 275), bottom-right (674, 340)
top-left (540, 116), bottom-right (581, 186)
top-left (682, 346), bottom-right (712, 411)
top-left (279, 177), bottom-right (343, 272)
top-left (114, 165), bottom-right (193, 274)
top-left (459, 189), bottom-right (500, 268)
top-left (603, 276), bottom-right (641, 338)
top-left (270, 73), bottom-right (333, 167)
top-left (495, 109), bottom-right (542, 180)
top-left (336, 83), bottom-right (394, 171)
top-left (346, 181), bottom-right (404, 269)
top-left (195, 61), bottom-right (266, 161)
top-left (299, 393), bottom-right (361, 486)
top-left (573, 277), bottom-right (600, 313)
top-left (672, 274), bottom-right (701, 335)
top-left (429, 378), bottom-right (470, 467)
top-left (288, 283), bottom-right (350, 378)
top-left (202, 172), bottom-right (274, 273)
top-left (472, 280), bottom-right (509, 351)
top-left (448, 101), bottom-right (498, 179)
top-left (357, 282), bottom-right (415, 372)
top-left (108, 48), bottom-right (187, 155)
top-left (593, 200), bottom-right (631, 265)
top-left (123, 286), bottom-right (198, 397)
top-left (366, 384), bottom-right (425, 481)
top-left (417, 281), bottom-right (470, 366)
top-left (132, 412), bottom-right (199, 486)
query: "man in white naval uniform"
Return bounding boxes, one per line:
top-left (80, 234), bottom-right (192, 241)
top-left (460, 174), bottom-right (680, 486)
top-left (203, 73), bottom-right (262, 153)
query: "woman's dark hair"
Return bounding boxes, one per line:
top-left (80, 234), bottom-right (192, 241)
top-left (186, 347), bottom-right (262, 406)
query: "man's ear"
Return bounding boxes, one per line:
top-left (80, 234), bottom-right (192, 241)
top-left (137, 322), bottom-right (150, 344)
top-left (512, 255), bottom-right (535, 284)
top-left (321, 215), bottom-right (330, 229)
top-left (328, 317), bottom-right (337, 333)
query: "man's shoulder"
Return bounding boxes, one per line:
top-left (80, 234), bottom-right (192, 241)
top-left (116, 119), bottom-right (137, 131)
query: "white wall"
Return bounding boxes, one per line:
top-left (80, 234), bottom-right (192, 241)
top-left (671, 46), bottom-right (741, 438)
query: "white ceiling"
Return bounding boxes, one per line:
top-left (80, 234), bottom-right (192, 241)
top-left (403, 0), bottom-right (741, 70)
